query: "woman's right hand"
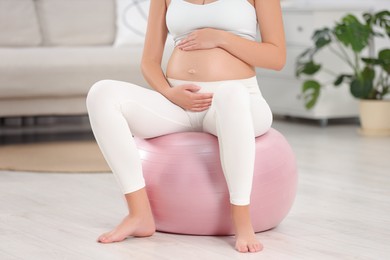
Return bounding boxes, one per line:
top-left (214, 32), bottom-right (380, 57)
top-left (163, 84), bottom-right (213, 112)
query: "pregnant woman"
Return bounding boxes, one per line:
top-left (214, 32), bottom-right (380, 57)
top-left (86, 0), bottom-right (286, 253)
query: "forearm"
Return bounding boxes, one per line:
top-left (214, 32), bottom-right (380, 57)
top-left (218, 31), bottom-right (286, 71)
top-left (141, 60), bottom-right (172, 98)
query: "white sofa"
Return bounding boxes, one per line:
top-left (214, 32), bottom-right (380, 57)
top-left (0, 0), bottom-right (173, 118)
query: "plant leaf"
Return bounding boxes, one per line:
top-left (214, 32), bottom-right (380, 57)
top-left (363, 12), bottom-right (373, 25)
top-left (373, 10), bottom-right (390, 38)
top-left (363, 49), bottom-right (390, 73)
top-left (333, 74), bottom-right (353, 86)
top-left (378, 48), bottom-right (390, 73)
top-left (302, 80), bottom-right (321, 109)
top-left (350, 67), bottom-right (375, 98)
top-left (296, 61), bottom-right (322, 77)
top-left (312, 28), bottom-right (332, 49)
top-left (362, 57), bottom-right (381, 65)
top-left (297, 47), bottom-right (317, 61)
top-left (334, 14), bottom-right (371, 53)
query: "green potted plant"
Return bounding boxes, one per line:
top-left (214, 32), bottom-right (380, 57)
top-left (295, 10), bottom-right (390, 136)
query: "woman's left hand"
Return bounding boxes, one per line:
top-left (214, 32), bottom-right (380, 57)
top-left (176, 28), bottom-right (225, 51)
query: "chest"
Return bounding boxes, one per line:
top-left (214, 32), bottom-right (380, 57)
top-left (166, 0), bottom-right (257, 33)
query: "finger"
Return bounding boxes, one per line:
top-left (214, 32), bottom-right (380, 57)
top-left (177, 34), bottom-right (195, 45)
top-left (177, 39), bottom-right (193, 47)
top-left (185, 84), bottom-right (201, 92)
top-left (181, 42), bottom-right (199, 51)
top-left (193, 93), bottom-right (213, 99)
top-left (192, 102), bottom-right (211, 108)
top-left (193, 101), bottom-right (212, 108)
top-left (186, 34), bottom-right (196, 41)
top-left (178, 84), bottom-right (197, 91)
top-left (193, 98), bottom-right (213, 104)
top-left (190, 106), bottom-right (210, 112)
top-left (178, 43), bottom-right (193, 50)
top-left (177, 39), bottom-right (187, 47)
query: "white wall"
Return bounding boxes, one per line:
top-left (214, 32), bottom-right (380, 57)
top-left (282, 0), bottom-right (390, 11)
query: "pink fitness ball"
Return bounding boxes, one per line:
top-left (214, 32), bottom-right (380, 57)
top-left (134, 128), bottom-right (298, 235)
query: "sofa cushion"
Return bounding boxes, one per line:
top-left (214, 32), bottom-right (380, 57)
top-left (35, 0), bottom-right (115, 46)
top-left (0, 0), bottom-right (42, 47)
top-left (0, 47), bottom-right (144, 98)
top-left (0, 44), bottom-right (174, 99)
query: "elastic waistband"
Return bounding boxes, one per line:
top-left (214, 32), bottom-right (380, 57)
top-left (167, 76), bottom-right (257, 85)
top-left (166, 76), bottom-right (261, 94)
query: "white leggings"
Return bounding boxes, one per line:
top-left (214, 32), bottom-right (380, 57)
top-left (86, 76), bottom-right (272, 205)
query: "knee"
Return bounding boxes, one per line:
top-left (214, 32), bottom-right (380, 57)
top-left (86, 79), bottom-right (116, 110)
top-left (213, 83), bottom-right (250, 108)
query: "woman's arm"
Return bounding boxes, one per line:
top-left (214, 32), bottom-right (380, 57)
top-left (219, 0), bottom-right (286, 70)
top-left (141, 0), bottom-right (213, 111)
top-left (176, 0), bottom-right (286, 71)
top-left (141, 0), bottom-right (171, 95)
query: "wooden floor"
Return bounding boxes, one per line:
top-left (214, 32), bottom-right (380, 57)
top-left (0, 118), bottom-right (389, 260)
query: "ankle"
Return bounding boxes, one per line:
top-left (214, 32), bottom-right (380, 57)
top-left (231, 204), bottom-right (251, 220)
top-left (124, 188), bottom-right (154, 217)
top-left (231, 204), bottom-right (254, 230)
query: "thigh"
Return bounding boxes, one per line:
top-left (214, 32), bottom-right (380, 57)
top-left (99, 80), bottom-right (193, 138)
top-left (250, 93), bottom-right (273, 137)
top-left (202, 93), bottom-right (272, 137)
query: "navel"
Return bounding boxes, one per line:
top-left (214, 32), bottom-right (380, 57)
top-left (187, 68), bottom-right (196, 74)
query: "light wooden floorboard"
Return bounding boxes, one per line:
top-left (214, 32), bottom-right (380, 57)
top-left (0, 119), bottom-right (389, 260)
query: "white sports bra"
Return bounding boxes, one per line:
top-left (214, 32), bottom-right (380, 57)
top-left (166, 0), bottom-right (258, 47)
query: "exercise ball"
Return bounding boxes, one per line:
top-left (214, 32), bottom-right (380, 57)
top-left (134, 128), bottom-right (297, 235)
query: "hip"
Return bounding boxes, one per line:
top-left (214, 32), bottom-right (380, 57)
top-left (166, 76), bottom-right (272, 134)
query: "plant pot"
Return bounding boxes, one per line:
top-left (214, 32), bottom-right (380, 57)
top-left (358, 100), bottom-right (390, 136)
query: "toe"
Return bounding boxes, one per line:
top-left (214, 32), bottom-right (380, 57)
top-left (255, 243), bottom-right (263, 252)
top-left (104, 234), bottom-right (117, 243)
top-left (240, 247), bottom-right (249, 253)
top-left (98, 232), bottom-right (115, 243)
top-left (98, 233), bottom-right (109, 243)
top-left (99, 236), bottom-right (109, 243)
top-left (237, 244), bottom-right (249, 253)
top-left (97, 237), bottom-right (105, 243)
top-left (248, 244), bottom-right (256, 253)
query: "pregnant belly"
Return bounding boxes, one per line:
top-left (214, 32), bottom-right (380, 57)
top-left (166, 47), bottom-right (256, 81)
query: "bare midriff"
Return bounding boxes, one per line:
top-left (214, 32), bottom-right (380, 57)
top-left (166, 46), bottom-right (256, 81)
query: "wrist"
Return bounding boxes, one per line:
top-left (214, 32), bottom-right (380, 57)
top-left (160, 87), bottom-right (173, 100)
top-left (217, 29), bottom-right (229, 48)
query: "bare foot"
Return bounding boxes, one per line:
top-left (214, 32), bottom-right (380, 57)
top-left (235, 228), bottom-right (263, 253)
top-left (231, 204), bottom-right (263, 253)
top-left (97, 213), bottom-right (155, 243)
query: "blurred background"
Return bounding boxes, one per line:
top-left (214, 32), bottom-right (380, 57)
top-left (0, 1), bottom-right (390, 259)
top-left (0, 0), bottom-right (389, 142)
